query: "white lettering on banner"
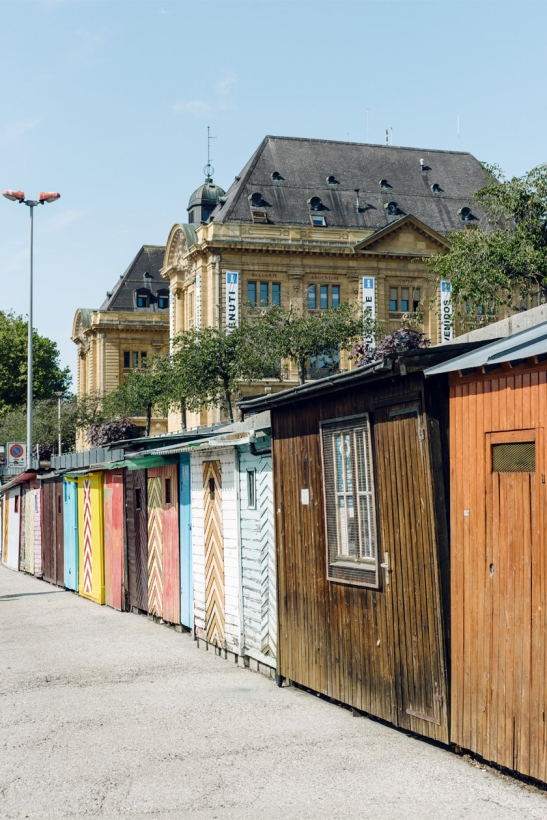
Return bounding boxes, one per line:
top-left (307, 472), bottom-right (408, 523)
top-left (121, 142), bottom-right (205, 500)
top-left (440, 281), bottom-right (453, 342)
top-left (226, 272), bottom-right (239, 332)
top-left (363, 277), bottom-right (376, 347)
top-left (195, 275), bottom-right (201, 329)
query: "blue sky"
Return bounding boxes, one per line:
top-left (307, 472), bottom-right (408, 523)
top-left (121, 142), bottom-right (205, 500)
top-left (1, 0), bottom-right (546, 383)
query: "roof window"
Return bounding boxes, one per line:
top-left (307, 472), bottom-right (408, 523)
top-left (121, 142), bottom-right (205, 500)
top-left (271, 171), bottom-right (283, 181)
top-left (384, 201), bottom-right (398, 215)
top-left (431, 183), bottom-right (442, 193)
top-left (251, 210), bottom-right (268, 224)
top-left (326, 175), bottom-right (338, 185)
top-left (459, 206), bottom-right (472, 222)
top-left (310, 214), bottom-right (327, 227)
top-left (308, 196), bottom-right (323, 211)
top-left (249, 192), bottom-right (263, 207)
top-left (379, 179), bottom-right (390, 189)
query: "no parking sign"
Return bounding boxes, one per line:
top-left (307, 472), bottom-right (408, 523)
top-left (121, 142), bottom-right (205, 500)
top-left (7, 442), bottom-right (26, 468)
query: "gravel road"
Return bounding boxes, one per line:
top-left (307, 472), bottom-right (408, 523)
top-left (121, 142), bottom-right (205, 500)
top-left (1, 565), bottom-right (546, 819)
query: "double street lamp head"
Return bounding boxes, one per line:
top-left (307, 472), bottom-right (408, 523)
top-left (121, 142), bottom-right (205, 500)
top-left (3, 190), bottom-right (61, 205)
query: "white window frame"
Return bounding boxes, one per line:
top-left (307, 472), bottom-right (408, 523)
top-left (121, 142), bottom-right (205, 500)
top-left (320, 413), bottom-right (379, 588)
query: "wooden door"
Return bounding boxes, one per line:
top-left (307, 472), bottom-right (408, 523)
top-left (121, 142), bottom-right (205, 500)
top-left (160, 464), bottom-right (180, 625)
top-left (104, 471), bottom-right (124, 611)
top-left (374, 399), bottom-right (449, 740)
top-left (41, 482), bottom-right (55, 583)
top-left (77, 474), bottom-right (105, 604)
top-left (483, 429), bottom-right (544, 774)
top-left (203, 461), bottom-right (224, 647)
top-left (125, 470), bottom-right (148, 612)
top-left (179, 454), bottom-right (193, 629)
top-left (54, 479), bottom-right (64, 586)
top-left (147, 472), bottom-right (163, 618)
top-left (63, 479), bottom-right (78, 592)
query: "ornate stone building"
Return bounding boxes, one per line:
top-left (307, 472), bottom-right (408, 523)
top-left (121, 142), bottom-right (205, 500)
top-left (72, 246), bottom-right (170, 447)
top-left (161, 136), bottom-right (489, 431)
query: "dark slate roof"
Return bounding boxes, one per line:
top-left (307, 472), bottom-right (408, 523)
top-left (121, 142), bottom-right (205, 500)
top-left (99, 246), bottom-right (167, 312)
top-left (211, 136), bottom-right (491, 233)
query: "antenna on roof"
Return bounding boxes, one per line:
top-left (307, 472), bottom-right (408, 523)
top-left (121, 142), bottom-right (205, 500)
top-left (385, 129), bottom-right (389, 146)
top-left (204, 125), bottom-right (216, 180)
top-left (457, 114), bottom-right (460, 150)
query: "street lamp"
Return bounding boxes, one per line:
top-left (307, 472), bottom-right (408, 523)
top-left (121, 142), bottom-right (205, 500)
top-left (54, 391), bottom-right (64, 456)
top-left (2, 189), bottom-right (61, 470)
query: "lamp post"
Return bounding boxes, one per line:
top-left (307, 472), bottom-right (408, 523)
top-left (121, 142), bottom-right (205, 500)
top-left (54, 391), bottom-right (64, 456)
top-left (2, 190), bottom-right (61, 470)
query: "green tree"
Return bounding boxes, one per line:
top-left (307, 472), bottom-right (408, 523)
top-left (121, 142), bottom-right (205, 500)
top-left (0, 311), bottom-right (71, 412)
top-left (424, 163), bottom-right (547, 323)
top-left (252, 302), bottom-right (381, 384)
top-left (103, 356), bottom-right (167, 437)
top-left (0, 396), bottom-right (78, 459)
top-left (169, 324), bottom-right (269, 423)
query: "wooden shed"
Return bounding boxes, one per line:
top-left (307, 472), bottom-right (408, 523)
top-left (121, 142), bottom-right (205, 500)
top-left (147, 462), bottom-right (180, 624)
top-left (241, 344), bottom-right (483, 741)
top-left (63, 478), bottom-right (78, 591)
top-left (124, 468), bottom-right (148, 612)
top-left (20, 478), bottom-right (41, 575)
top-left (425, 322), bottom-right (547, 780)
top-left (77, 472), bottom-right (105, 604)
top-left (41, 476), bottom-right (64, 586)
top-left (1, 485), bottom-right (21, 571)
top-left (104, 470), bottom-right (125, 610)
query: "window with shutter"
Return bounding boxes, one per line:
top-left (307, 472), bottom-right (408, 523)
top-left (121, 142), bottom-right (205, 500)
top-left (321, 414), bottom-right (379, 587)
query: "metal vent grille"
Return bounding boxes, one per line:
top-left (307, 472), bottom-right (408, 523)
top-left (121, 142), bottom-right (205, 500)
top-left (492, 441), bottom-right (535, 473)
top-left (321, 415), bottom-right (379, 587)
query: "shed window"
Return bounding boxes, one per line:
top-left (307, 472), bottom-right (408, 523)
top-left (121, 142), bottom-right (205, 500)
top-left (321, 415), bottom-right (378, 587)
top-left (165, 477), bottom-right (171, 505)
top-left (247, 470), bottom-right (256, 508)
top-left (492, 442), bottom-right (535, 472)
top-left (14, 494), bottom-right (19, 513)
top-left (135, 488), bottom-right (142, 510)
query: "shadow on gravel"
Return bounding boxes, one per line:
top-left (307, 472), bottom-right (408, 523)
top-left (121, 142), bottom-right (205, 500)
top-left (0, 591), bottom-right (67, 600)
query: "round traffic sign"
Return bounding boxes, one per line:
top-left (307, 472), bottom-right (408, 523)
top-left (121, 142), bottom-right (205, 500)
top-left (9, 444), bottom-right (24, 459)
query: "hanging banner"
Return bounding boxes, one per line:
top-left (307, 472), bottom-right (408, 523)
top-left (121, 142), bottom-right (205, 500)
top-left (7, 442), bottom-right (26, 469)
top-left (440, 281), bottom-right (453, 343)
top-left (195, 274), bottom-right (201, 329)
top-left (363, 277), bottom-right (376, 347)
top-left (226, 272), bottom-right (239, 332)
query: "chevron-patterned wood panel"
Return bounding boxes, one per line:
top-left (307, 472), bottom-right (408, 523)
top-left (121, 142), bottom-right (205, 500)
top-left (83, 479), bottom-right (93, 594)
top-left (147, 475), bottom-right (163, 618)
top-left (203, 460), bottom-right (224, 647)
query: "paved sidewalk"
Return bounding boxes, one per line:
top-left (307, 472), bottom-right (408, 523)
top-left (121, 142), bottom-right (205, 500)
top-left (1, 565), bottom-right (546, 819)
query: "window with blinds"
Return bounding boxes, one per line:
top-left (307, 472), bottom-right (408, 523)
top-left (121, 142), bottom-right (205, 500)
top-left (321, 415), bottom-right (379, 587)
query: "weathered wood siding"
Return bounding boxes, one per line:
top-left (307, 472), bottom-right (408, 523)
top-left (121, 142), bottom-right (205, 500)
top-left (238, 445), bottom-right (276, 664)
top-left (191, 448), bottom-right (240, 654)
top-left (54, 480), bottom-right (64, 586)
top-left (147, 464), bottom-right (180, 623)
top-left (104, 471), bottom-right (124, 611)
top-left (77, 473), bottom-right (105, 604)
top-left (450, 363), bottom-right (547, 780)
top-left (63, 479), bottom-right (78, 591)
top-left (41, 480), bottom-right (56, 584)
top-left (33, 488), bottom-right (42, 577)
top-left (125, 469), bottom-right (148, 611)
top-left (271, 373), bottom-right (449, 742)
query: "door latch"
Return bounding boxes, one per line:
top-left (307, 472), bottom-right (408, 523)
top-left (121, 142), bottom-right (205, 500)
top-left (380, 551), bottom-right (390, 585)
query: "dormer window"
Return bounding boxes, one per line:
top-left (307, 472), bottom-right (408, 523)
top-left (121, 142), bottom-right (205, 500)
top-left (157, 291), bottom-right (169, 309)
top-left (384, 201), bottom-right (398, 215)
top-left (251, 210), bottom-right (268, 224)
top-left (459, 206), bottom-right (473, 222)
top-left (379, 179), bottom-right (390, 189)
top-left (308, 196), bottom-right (323, 211)
top-left (137, 293), bottom-right (148, 308)
top-left (326, 175), bottom-right (338, 185)
top-left (310, 214), bottom-right (327, 227)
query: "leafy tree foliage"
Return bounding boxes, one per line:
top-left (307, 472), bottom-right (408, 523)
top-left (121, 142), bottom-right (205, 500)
top-left (103, 356), bottom-right (167, 436)
top-left (425, 163), bottom-right (547, 323)
top-left (0, 396), bottom-right (78, 459)
top-left (252, 302), bottom-right (380, 384)
top-left (0, 311), bottom-right (71, 412)
top-left (86, 417), bottom-right (133, 448)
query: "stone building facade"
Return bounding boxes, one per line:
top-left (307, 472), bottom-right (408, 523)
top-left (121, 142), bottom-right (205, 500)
top-left (72, 246), bottom-right (170, 447)
top-left (161, 135), bottom-right (489, 431)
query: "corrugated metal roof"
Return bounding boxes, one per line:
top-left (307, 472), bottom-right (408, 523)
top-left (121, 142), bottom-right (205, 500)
top-left (425, 321), bottom-right (547, 376)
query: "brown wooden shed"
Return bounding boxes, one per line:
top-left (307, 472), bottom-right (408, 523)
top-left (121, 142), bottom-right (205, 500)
top-left (241, 342), bottom-right (482, 744)
top-left (41, 475), bottom-right (64, 587)
top-left (425, 322), bottom-right (547, 781)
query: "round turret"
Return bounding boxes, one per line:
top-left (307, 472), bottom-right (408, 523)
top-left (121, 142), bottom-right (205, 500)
top-left (187, 178), bottom-right (225, 224)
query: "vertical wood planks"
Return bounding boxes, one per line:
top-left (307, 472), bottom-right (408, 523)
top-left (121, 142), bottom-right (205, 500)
top-left (179, 454), bottom-right (193, 629)
top-left (77, 473), bottom-right (105, 604)
top-left (125, 469), bottom-right (148, 612)
top-left (63, 479), bottom-right (79, 592)
top-left (104, 471), bottom-right (124, 611)
top-left (203, 460), bottom-right (224, 646)
top-left (147, 471), bottom-right (163, 618)
top-left (161, 463), bottom-right (180, 625)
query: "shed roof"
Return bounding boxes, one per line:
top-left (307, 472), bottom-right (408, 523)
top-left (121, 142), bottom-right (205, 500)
top-left (211, 135), bottom-right (490, 232)
top-left (98, 245), bottom-right (167, 312)
top-left (425, 321), bottom-right (547, 376)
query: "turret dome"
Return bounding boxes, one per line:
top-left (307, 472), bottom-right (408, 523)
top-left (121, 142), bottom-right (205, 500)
top-left (187, 178), bottom-right (225, 224)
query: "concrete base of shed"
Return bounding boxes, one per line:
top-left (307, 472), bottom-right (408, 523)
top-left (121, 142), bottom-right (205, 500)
top-left (195, 635), bottom-right (277, 681)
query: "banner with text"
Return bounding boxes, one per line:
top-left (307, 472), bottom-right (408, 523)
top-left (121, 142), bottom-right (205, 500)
top-left (226, 272), bottom-right (239, 332)
top-left (363, 277), bottom-right (376, 347)
top-left (195, 274), bottom-right (201, 329)
top-left (440, 281), bottom-right (453, 343)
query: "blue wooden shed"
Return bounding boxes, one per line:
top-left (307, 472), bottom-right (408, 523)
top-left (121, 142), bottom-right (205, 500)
top-left (63, 478), bottom-right (79, 591)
